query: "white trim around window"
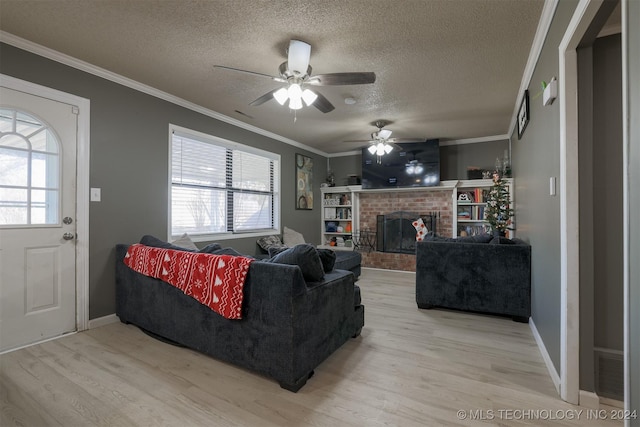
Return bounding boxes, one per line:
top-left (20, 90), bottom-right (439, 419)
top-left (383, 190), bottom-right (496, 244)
top-left (167, 124), bottom-right (281, 242)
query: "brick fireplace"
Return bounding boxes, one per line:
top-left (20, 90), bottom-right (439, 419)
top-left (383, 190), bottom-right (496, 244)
top-left (358, 190), bottom-right (452, 271)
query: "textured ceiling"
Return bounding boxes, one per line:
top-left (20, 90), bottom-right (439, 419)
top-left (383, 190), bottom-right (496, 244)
top-left (0, 0), bottom-right (544, 154)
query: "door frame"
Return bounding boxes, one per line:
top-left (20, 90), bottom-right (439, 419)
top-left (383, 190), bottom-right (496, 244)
top-left (1, 73), bottom-right (90, 332)
top-left (559, 0), bottom-right (633, 411)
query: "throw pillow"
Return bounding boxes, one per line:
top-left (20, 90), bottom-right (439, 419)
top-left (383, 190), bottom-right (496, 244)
top-left (283, 226), bottom-right (306, 246)
top-left (257, 235), bottom-right (286, 253)
top-left (316, 248), bottom-right (337, 273)
top-left (266, 243), bottom-right (324, 282)
top-left (140, 235), bottom-right (196, 252)
top-left (210, 247), bottom-right (247, 257)
top-left (412, 218), bottom-right (429, 241)
top-left (171, 233), bottom-right (199, 251)
top-left (198, 243), bottom-right (223, 253)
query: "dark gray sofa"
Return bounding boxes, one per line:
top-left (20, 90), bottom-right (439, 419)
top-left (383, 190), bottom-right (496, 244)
top-left (115, 244), bottom-right (364, 392)
top-left (415, 236), bottom-right (531, 322)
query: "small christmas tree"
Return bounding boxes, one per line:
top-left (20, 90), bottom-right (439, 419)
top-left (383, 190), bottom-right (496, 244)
top-left (485, 172), bottom-right (514, 235)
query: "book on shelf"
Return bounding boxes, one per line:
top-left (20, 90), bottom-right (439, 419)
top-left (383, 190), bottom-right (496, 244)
top-left (457, 206), bottom-right (472, 219)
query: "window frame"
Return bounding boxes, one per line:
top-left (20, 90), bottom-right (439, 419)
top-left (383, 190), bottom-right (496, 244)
top-left (0, 109), bottom-right (62, 228)
top-left (168, 124), bottom-right (281, 242)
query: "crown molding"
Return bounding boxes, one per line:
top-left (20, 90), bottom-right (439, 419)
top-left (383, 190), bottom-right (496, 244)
top-left (0, 31), bottom-right (328, 157)
top-left (439, 134), bottom-right (510, 146)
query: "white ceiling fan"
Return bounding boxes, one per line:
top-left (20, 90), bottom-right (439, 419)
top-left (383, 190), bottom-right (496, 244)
top-left (214, 40), bottom-right (376, 113)
top-left (346, 120), bottom-right (420, 162)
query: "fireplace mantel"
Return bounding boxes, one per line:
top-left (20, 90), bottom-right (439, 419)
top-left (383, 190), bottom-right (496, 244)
top-left (344, 179), bottom-right (494, 194)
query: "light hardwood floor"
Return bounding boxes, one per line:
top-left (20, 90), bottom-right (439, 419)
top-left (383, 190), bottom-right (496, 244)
top-left (1, 268), bottom-right (621, 426)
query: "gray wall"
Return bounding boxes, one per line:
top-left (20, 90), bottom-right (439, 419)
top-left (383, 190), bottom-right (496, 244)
top-left (626, 0), bottom-right (640, 421)
top-left (440, 139), bottom-right (509, 180)
top-left (578, 43), bottom-right (596, 391)
top-left (592, 34), bottom-right (623, 353)
top-left (328, 153), bottom-right (362, 186)
top-left (578, 33), bottom-right (624, 394)
top-left (0, 43), bottom-right (325, 319)
top-left (326, 139), bottom-right (510, 185)
top-left (511, 0), bottom-right (579, 372)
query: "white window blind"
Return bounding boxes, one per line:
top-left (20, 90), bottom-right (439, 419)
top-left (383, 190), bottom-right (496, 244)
top-left (170, 127), bottom-right (280, 239)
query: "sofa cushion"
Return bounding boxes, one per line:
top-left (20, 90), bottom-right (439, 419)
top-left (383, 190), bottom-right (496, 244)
top-left (257, 235), bottom-right (286, 253)
top-left (283, 226), bottom-right (306, 246)
top-left (140, 235), bottom-right (197, 252)
top-left (457, 234), bottom-right (493, 244)
top-left (267, 244), bottom-right (324, 282)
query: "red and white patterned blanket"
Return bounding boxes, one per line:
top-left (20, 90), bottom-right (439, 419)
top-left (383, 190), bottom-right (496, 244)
top-left (123, 244), bottom-right (253, 320)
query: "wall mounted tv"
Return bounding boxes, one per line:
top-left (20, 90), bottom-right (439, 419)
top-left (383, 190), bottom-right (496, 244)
top-left (361, 139), bottom-right (440, 189)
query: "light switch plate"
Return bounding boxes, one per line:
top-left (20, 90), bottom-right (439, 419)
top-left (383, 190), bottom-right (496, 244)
top-left (90, 187), bottom-right (101, 202)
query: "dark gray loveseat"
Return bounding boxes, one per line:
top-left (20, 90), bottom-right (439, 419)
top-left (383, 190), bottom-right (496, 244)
top-left (415, 236), bottom-right (531, 322)
top-left (115, 244), bottom-right (364, 391)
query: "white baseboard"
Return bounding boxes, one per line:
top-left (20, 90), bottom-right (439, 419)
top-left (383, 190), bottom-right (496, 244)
top-left (530, 317), bottom-right (561, 394)
top-left (88, 313), bottom-right (119, 329)
top-left (579, 390), bottom-right (600, 409)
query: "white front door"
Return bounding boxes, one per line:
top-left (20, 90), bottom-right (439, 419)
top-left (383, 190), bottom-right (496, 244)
top-left (0, 86), bottom-right (78, 353)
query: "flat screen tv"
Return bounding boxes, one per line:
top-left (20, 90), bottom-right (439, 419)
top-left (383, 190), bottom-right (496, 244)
top-left (361, 139), bottom-right (440, 189)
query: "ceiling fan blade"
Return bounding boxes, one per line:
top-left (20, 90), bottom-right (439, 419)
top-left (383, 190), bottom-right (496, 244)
top-left (388, 142), bottom-right (403, 152)
top-left (288, 40), bottom-right (311, 76)
top-left (249, 89), bottom-right (279, 106)
top-left (214, 65), bottom-right (286, 82)
top-left (388, 138), bottom-right (425, 143)
top-left (307, 72), bottom-right (376, 86)
top-left (344, 139), bottom-right (375, 143)
top-left (312, 92), bottom-right (335, 113)
top-left (378, 129), bottom-right (392, 139)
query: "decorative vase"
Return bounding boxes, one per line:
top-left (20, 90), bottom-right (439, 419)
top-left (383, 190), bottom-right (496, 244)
top-left (493, 230), bottom-right (506, 238)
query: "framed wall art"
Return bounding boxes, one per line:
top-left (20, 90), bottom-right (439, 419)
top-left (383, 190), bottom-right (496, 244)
top-left (517, 89), bottom-right (530, 139)
top-left (295, 153), bottom-right (313, 210)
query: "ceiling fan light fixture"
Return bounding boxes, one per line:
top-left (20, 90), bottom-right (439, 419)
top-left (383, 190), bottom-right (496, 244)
top-left (375, 142), bottom-right (386, 156)
top-left (288, 40), bottom-right (311, 75)
top-left (302, 89), bottom-right (318, 106)
top-left (273, 87), bottom-right (289, 105)
top-left (288, 83), bottom-right (302, 100)
top-left (289, 95), bottom-right (303, 110)
top-left (367, 145), bottom-right (377, 155)
top-left (384, 143), bottom-right (394, 154)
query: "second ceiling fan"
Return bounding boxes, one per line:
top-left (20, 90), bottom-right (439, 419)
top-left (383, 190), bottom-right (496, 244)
top-left (347, 120), bottom-right (422, 161)
top-left (214, 39), bottom-right (376, 113)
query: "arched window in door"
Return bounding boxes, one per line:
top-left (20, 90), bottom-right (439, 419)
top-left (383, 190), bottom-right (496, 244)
top-left (0, 109), bottom-right (60, 226)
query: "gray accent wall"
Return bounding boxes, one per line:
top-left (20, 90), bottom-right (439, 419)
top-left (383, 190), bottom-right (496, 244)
top-left (511, 0), bottom-right (579, 372)
top-left (328, 154), bottom-right (362, 186)
top-left (626, 0), bottom-right (640, 421)
top-left (326, 139), bottom-right (510, 185)
top-left (0, 43), bottom-right (325, 319)
top-left (439, 139), bottom-right (509, 180)
top-left (592, 34), bottom-right (623, 352)
top-left (578, 33), bottom-right (624, 395)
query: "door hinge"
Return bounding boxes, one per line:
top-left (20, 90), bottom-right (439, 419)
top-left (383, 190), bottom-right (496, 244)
top-left (72, 106), bottom-right (79, 115)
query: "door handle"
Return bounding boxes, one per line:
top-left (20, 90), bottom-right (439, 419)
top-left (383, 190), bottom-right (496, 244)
top-left (63, 232), bottom-right (75, 240)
